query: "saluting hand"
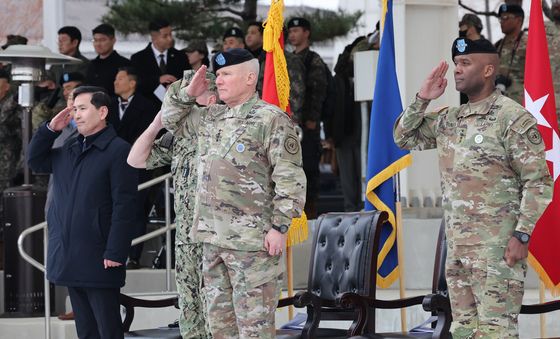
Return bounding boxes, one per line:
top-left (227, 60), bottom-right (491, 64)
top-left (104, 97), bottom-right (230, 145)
top-left (48, 106), bottom-right (73, 132)
top-left (418, 61), bottom-right (449, 101)
top-left (185, 65), bottom-right (210, 97)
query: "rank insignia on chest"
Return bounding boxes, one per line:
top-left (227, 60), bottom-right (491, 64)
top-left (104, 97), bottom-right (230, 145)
top-left (236, 143), bottom-right (245, 153)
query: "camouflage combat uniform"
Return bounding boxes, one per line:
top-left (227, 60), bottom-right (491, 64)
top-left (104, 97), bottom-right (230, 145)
top-left (546, 20), bottom-right (560, 127)
top-left (254, 48), bottom-right (306, 121)
top-left (294, 47), bottom-right (327, 219)
top-left (162, 80), bottom-right (306, 338)
top-left (146, 133), bottom-right (210, 339)
top-left (393, 90), bottom-right (553, 338)
top-left (0, 94), bottom-right (22, 216)
top-left (495, 32), bottom-right (527, 105)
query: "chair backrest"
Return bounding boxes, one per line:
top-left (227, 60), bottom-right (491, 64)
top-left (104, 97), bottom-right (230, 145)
top-left (307, 211), bottom-right (387, 302)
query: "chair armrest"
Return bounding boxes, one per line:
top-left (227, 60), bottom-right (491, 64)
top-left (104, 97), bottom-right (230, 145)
top-left (277, 291), bottom-right (314, 308)
top-left (520, 300), bottom-right (560, 314)
top-left (119, 294), bottom-right (179, 332)
top-left (422, 293), bottom-right (452, 339)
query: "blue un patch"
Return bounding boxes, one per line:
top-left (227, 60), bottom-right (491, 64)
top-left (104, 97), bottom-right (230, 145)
top-left (215, 53), bottom-right (226, 66)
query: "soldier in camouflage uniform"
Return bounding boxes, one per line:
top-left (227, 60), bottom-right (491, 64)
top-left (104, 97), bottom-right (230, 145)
top-left (393, 38), bottom-right (553, 338)
top-left (161, 49), bottom-right (306, 339)
top-left (32, 72), bottom-right (84, 132)
top-left (545, 0), bottom-right (560, 127)
top-left (0, 70), bottom-right (22, 217)
top-left (287, 17), bottom-right (328, 219)
top-left (494, 4), bottom-right (527, 105)
top-left (127, 70), bottom-right (217, 339)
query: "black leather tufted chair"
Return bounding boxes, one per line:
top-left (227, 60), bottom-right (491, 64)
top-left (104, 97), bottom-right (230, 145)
top-left (120, 293), bottom-right (181, 338)
top-left (276, 210), bottom-right (388, 339)
top-left (341, 219), bottom-right (452, 339)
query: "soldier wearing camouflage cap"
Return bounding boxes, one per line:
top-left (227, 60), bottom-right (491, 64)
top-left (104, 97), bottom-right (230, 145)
top-left (394, 38), bottom-right (553, 338)
top-left (128, 70), bottom-right (217, 338)
top-left (161, 49), bottom-right (306, 338)
top-left (494, 3), bottom-right (527, 105)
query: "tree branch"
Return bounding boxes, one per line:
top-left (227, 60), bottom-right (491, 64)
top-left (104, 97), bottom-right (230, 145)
top-left (458, 0), bottom-right (498, 17)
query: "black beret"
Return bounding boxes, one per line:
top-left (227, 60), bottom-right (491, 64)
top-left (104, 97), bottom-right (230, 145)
top-left (287, 17), bottom-right (311, 30)
top-left (61, 72), bottom-right (85, 84)
top-left (223, 27), bottom-right (244, 40)
top-left (498, 4), bottom-right (524, 17)
top-left (451, 38), bottom-right (498, 59)
top-left (213, 48), bottom-right (255, 72)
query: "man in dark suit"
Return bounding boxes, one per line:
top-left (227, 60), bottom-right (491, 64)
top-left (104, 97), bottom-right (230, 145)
top-left (130, 19), bottom-right (189, 106)
top-left (28, 86), bottom-right (137, 339)
top-left (86, 24), bottom-right (131, 96)
top-left (110, 67), bottom-right (159, 268)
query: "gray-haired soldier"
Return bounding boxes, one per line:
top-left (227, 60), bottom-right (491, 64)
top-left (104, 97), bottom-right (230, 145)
top-left (161, 49), bottom-right (306, 338)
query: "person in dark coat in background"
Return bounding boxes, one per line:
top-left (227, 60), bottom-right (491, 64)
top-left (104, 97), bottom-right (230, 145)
top-left (27, 86), bottom-right (137, 339)
top-left (86, 24), bottom-right (131, 96)
top-left (130, 19), bottom-right (189, 106)
top-left (109, 66), bottom-right (159, 268)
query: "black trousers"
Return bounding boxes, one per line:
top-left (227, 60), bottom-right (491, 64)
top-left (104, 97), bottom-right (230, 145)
top-left (67, 286), bottom-right (123, 339)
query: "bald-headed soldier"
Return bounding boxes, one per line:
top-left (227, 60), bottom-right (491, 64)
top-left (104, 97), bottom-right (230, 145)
top-left (161, 49), bottom-right (306, 338)
top-left (394, 38), bottom-right (553, 338)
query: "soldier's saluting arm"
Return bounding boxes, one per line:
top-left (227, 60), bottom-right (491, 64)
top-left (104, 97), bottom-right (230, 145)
top-left (161, 66), bottom-right (216, 138)
top-left (394, 61), bottom-right (449, 150)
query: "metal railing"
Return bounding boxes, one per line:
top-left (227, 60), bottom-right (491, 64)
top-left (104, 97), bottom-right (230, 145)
top-left (17, 172), bottom-right (175, 339)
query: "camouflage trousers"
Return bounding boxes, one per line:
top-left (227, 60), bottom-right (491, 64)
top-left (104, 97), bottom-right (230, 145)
top-left (202, 243), bottom-right (282, 339)
top-left (175, 242), bottom-right (211, 339)
top-left (446, 245), bottom-right (527, 339)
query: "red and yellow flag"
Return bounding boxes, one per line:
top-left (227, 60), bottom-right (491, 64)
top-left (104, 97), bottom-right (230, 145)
top-left (525, 0), bottom-right (560, 295)
top-left (262, 0), bottom-right (306, 245)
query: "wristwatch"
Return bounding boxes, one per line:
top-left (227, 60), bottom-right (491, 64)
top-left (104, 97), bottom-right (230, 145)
top-left (272, 225), bottom-right (289, 234)
top-left (512, 231), bottom-right (530, 244)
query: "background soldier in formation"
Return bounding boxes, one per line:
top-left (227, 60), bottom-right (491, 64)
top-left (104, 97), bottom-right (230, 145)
top-left (287, 17), bottom-right (327, 219)
top-left (161, 49), bottom-right (306, 339)
top-left (394, 38), bottom-right (553, 338)
top-left (0, 70), bottom-right (22, 219)
top-left (494, 4), bottom-right (527, 105)
top-left (127, 70), bottom-right (218, 339)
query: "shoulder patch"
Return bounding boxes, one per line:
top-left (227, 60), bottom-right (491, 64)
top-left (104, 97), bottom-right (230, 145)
top-left (526, 127), bottom-right (543, 145)
top-left (284, 135), bottom-right (300, 155)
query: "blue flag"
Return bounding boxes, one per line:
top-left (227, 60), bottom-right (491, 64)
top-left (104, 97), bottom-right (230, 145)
top-left (365, 0), bottom-right (412, 288)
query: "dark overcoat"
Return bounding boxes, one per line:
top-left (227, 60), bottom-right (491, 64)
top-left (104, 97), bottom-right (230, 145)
top-left (28, 124), bottom-right (137, 288)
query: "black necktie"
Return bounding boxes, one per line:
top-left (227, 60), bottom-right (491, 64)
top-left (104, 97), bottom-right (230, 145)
top-left (120, 100), bottom-right (129, 118)
top-left (158, 54), bottom-right (166, 74)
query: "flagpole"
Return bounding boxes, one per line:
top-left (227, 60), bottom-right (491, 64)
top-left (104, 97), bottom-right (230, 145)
top-left (539, 281), bottom-right (547, 338)
top-left (286, 246), bottom-right (294, 320)
top-left (395, 173), bottom-right (407, 332)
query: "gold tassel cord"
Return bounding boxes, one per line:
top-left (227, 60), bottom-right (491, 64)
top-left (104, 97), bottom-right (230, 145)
top-left (263, 0), bottom-right (290, 111)
top-left (287, 211), bottom-right (308, 247)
